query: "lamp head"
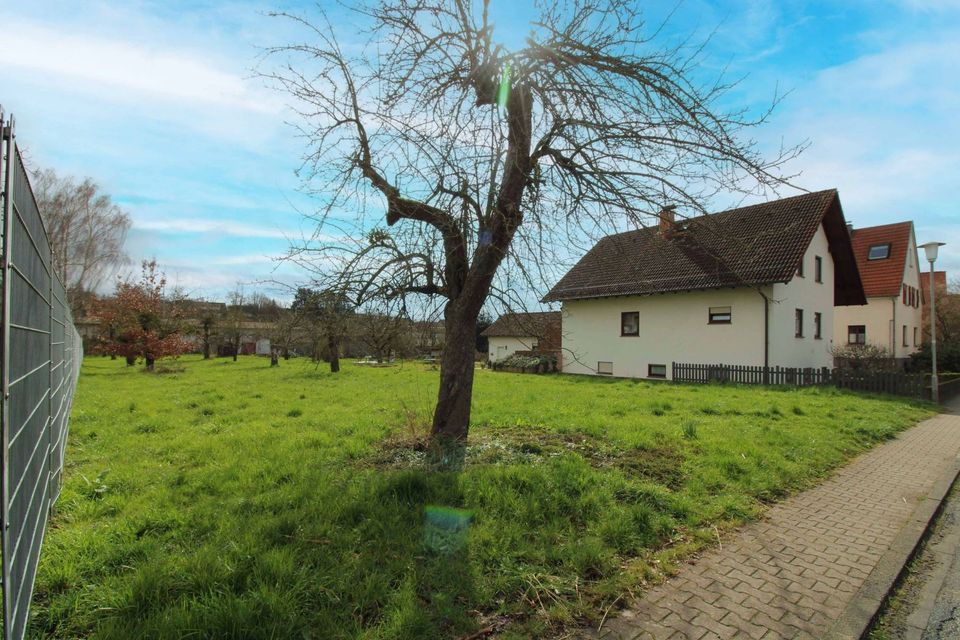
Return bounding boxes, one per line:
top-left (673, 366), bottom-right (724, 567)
top-left (919, 241), bottom-right (945, 263)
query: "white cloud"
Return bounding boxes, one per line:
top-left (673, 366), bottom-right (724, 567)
top-left (133, 217), bottom-right (299, 239)
top-left (771, 33), bottom-right (960, 226)
top-left (0, 21), bottom-right (282, 114)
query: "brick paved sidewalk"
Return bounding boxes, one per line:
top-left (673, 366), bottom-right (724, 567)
top-left (581, 408), bottom-right (960, 640)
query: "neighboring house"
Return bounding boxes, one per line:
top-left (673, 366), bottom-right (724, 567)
top-left (542, 190), bottom-right (866, 379)
top-left (482, 311), bottom-right (562, 362)
top-left (833, 222), bottom-right (923, 363)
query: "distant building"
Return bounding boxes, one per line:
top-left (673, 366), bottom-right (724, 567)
top-left (833, 222), bottom-right (923, 363)
top-left (481, 311), bottom-right (562, 362)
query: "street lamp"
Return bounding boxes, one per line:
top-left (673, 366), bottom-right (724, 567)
top-left (919, 241), bottom-right (945, 403)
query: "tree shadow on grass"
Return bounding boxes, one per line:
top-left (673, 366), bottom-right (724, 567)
top-left (350, 469), bottom-right (479, 639)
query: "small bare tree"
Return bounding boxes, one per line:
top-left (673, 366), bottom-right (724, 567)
top-left (32, 167), bottom-right (131, 309)
top-left (355, 300), bottom-right (414, 363)
top-left (291, 287), bottom-right (353, 372)
top-left (267, 0), bottom-right (801, 446)
top-left (223, 286), bottom-right (247, 362)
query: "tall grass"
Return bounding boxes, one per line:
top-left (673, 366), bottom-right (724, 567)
top-left (30, 356), bottom-right (933, 639)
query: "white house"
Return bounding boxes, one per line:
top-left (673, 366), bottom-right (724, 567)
top-left (542, 190), bottom-right (866, 380)
top-left (482, 311), bottom-right (562, 362)
top-left (832, 222), bottom-right (923, 364)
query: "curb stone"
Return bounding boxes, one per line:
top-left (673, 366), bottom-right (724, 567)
top-left (826, 457), bottom-right (960, 640)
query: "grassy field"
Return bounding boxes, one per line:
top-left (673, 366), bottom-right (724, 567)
top-left (29, 355), bottom-right (933, 639)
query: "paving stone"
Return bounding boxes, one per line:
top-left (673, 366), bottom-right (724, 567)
top-left (589, 411), bottom-right (960, 639)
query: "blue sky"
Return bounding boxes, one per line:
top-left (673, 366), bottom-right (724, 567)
top-left (2, 0), bottom-right (958, 303)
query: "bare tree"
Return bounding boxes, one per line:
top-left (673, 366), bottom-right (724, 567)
top-left (291, 287), bottom-right (353, 372)
top-left (355, 300), bottom-right (415, 363)
top-left (223, 286), bottom-right (246, 362)
top-left (32, 167), bottom-right (131, 310)
top-left (267, 0), bottom-right (801, 447)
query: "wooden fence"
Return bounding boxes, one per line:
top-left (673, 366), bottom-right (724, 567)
top-left (672, 362), bottom-right (928, 400)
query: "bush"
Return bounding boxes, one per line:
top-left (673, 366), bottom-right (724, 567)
top-left (907, 340), bottom-right (960, 373)
top-left (832, 343), bottom-right (898, 372)
top-left (490, 353), bottom-right (557, 373)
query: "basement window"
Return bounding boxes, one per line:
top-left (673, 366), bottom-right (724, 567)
top-left (648, 364), bottom-right (667, 378)
top-left (708, 306), bottom-right (732, 324)
top-left (597, 361), bottom-right (613, 375)
top-left (868, 244), bottom-right (891, 260)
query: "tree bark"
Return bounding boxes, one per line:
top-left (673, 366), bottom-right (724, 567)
top-left (431, 305), bottom-right (478, 443)
top-left (328, 335), bottom-right (340, 373)
top-left (270, 350), bottom-right (279, 367)
top-left (125, 355), bottom-right (135, 366)
top-left (145, 356), bottom-right (155, 371)
top-left (203, 326), bottom-right (211, 359)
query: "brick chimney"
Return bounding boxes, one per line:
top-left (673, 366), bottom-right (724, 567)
top-left (659, 205), bottom-right (676, 238)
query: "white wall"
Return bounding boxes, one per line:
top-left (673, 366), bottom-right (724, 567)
top-left (832, 226), bottom-right (923, 357)
top-left (561, 287), bottom-right (768, 379)
top-left (768, 224), bottom-right (836, 369)
top-left (488, 336), bottom-right (538, 362)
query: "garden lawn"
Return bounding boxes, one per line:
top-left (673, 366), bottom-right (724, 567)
top-left (30, 356), bottom-right (934, 639)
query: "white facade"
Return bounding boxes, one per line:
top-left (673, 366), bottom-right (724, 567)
top-left (255, 338), bottom-right (272, 356)
top-left (561, 224), bottom-right (838, 379)
top-left (833, 227), bottom-right (923, 359)
top-left (488, 336), bottom-right (539, 362)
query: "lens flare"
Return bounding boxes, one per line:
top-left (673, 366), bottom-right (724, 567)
top-left (497, 64), bottom-right (511, 109)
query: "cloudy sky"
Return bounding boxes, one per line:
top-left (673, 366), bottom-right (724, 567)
top-left (2, 0), bottom-right (958, 303)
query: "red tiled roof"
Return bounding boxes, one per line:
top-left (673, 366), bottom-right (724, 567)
top-left (543, 190), bottom-right (865, 305)
top-left (849, 222), bottom-right (913, 298)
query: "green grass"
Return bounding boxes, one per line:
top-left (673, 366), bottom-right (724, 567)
top-left (30, 356), bottom-right (934, 639)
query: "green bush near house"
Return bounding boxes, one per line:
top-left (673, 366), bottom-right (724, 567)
top-left (30, 356), bottom-right (933, 639)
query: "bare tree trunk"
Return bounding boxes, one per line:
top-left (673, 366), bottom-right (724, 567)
top-left (431, 306), bottom-right (478, 443)
top-left (203, 326), bottom-right (211, 359)
top-left (270, 349), bottom-right (279, 366)
top-left (125, 355), bottom-right (135, 366)
top-left (233, 342), bottom-right (238, 362)
top-left (145, 356), bottom-right (155, 371)
top-left (328, 334), bottom-right (340, 373)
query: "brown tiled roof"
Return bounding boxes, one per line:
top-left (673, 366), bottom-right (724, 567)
top-left (849, 222), bottom-right (914, 298)
top-left (481, 311), bottom-right (561, 338)
top-left (543, 190), bottom-right (866, 305)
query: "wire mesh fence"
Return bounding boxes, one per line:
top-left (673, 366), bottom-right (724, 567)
top-left (0, 110), bottom-right (83, 640)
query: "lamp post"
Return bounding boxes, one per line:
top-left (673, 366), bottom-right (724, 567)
top-left (919, 241), bottom-right (945, 403)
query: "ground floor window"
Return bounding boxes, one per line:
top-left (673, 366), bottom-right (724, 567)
top-left (903, 324), bottom-right (908, 347)
top-left (597, 361), bottom-right (613, 375)
top-left (848, 325), bottom-right (866, 344)
top-left (814, 312), bottom-right (822, 339)
top-left (914, 327), bottom-right (919, 346)
top-left (795, 309), bottom-right (804, 338)
top-left (620, 311), bottom-right (639, 336)
top-left (648, 364), bottom-right (667, 378)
